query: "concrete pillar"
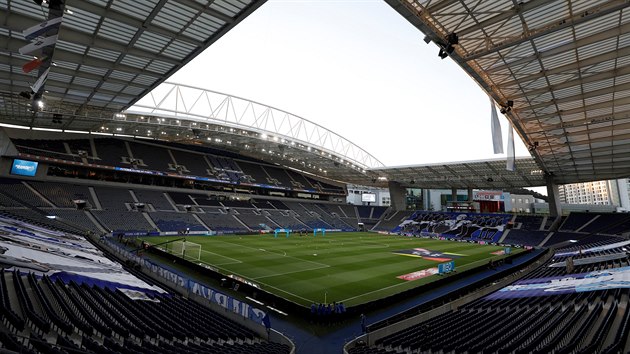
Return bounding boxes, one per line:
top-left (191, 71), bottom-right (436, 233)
top-left (388, 181), bottom-right (407, 211)
top-left (467, 188), bottom-right (474, 201)
top-left (451, 188), bottom-right (457, 204)
top-left (545, 175), bottom-right (562, 217)
top-left (0, 128), bottom-right (18, 156)
top-left (616, 179), bottom-right (630, 210)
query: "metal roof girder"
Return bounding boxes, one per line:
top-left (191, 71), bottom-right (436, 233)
top-left (464, 0), bottom-right (630, 61)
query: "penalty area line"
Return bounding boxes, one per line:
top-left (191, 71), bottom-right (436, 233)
top-left (252, 264), bottom-right (330, 280)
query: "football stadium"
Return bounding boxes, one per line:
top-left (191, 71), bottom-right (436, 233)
top-left (1, 1), bottom-right (630, 354)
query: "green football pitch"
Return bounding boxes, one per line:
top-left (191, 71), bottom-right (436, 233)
top-left (142, 232), bottom-right (520, 307)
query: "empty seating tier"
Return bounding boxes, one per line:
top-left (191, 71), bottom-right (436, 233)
top-left (0, 270), bottom-right (290, 354)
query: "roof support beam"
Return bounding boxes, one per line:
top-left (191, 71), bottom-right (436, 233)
top-left (522, 96), bottom-right (630, 123)
top-left (457, 0), bottom-right (551, 37)
top-left (510, 64), bottom-right (630, 100)
top-left (489, 20), bottom-right (630, 75)
top-left (464, 0), bottom-right (630, 61)
top-left (497, 46), bottom-right (630, 90)
top-left (66, 0), bottom-right (207, 45)
top-left (2, 12), bottom-right (181, 65)
top-left (0, 36), bottom-right (162, 77)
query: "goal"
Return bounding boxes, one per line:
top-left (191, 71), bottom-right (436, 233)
top-left (169, 240), bottom-right (202, 261)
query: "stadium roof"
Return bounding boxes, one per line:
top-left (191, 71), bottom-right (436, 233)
top-left (386, 0), bottom-right (630, 185)
top-left (124, 82), bottom-right (384, 185)
top-left (371, 157), bottom-right (545, 189)
top-left (0, 0), bottom-right (265, 117)
top-left (2, 0), bottom-right (628, 190)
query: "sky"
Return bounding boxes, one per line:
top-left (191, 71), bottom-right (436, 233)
top-left (167, 0), bottom-right (532, 169)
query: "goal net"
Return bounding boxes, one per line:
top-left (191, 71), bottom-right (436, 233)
top-left (169, 240), bottom-right (201, 261)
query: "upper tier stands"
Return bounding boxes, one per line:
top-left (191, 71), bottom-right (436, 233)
top-left (236, 161), bottom-right (271, 185)
top-left (10, 136), bottom-right (347, 198)
top-left (127, 141), bottom-right (172, 171)
top-left (263, 165), bottom-right (294, 188)
top-left (93, 138), bottom-right (128, 166)
top-left (65, 139), bottom-right (92, 157)
top-left (169, 149), bottom-right (211, 176)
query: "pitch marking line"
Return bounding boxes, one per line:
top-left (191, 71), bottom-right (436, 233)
top-left (339, 257), bottom-right (500, 303)
top-left (213, 239), bottom-right (329, 267)
top-left (215, 267), bottom-right (315, 303)
top-left (252, 264), bottom-right (330, 280)
top-left (199, 249), bottom-right (242, 264)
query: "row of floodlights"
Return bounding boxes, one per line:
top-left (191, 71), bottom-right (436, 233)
top-left (112, 113), bottom-right (368, 173)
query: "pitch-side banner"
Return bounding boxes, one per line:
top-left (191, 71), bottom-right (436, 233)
top-left (486, 265), bottom-right (630, 299)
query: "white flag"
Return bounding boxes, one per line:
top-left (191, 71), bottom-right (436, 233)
top-left (19, 35), bottom-right (58, 55)
top-left (30, 67), bottom-right (50, 93)
top-left (506, 124), bottom-right (516, 171)
top-left (23, 17), bottom-right (63, 41)
top-left (490, 98), bottom-right (503, 154)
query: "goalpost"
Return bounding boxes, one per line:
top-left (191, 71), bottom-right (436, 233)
top-left (274, 228), bottom-right (291, 238)
top-left (313, 228), bottom-right (326, 236)
top-left (169, 240), bottom-right (202, 261)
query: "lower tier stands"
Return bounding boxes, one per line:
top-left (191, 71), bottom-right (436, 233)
top-left (91, 210), bottom-right (156, 233)
top-left (149, 212), bottom-right (208, 232)
top-left (559, 212), bottom-right (597, 231)
top-left (265, 210), bottom-right (307, 230)
top-left (580, 212), bottom-right (630, 235)
top-left (372, 211), bottom-right (414, 231)
top-left (44, 209), bottom-right (103, 235)
top-left (0, 270), bottom-right (290, 354)
top-left (0, 180), bottom-right (50, 207)
top-left (351, 239), bottom-right (630, 354)
top-left (501, 229), bottom-right (549, 247)
top-left (513, 214), bottom-right (544, 231)
top-left (29, 182), bottom-right (93, 208)
top-left (196, 211), bottom-right (249, 233)
top-left (133, 190), bottom-right (175, 211)
top-left (0, 210), bottom-right (85, 235)
top-left (233, 209), bottom-right (277, 230)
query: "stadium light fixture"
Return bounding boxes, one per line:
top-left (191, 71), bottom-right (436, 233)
top-left (438, 32), bottom-right (459, 59)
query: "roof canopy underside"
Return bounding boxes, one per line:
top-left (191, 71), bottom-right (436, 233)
top-left (0, 0), bottom-right (265, 116)
top-left (372, 157), bottom-right (546, 189)
top-left (387, 0), bottom-right (630, 186)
